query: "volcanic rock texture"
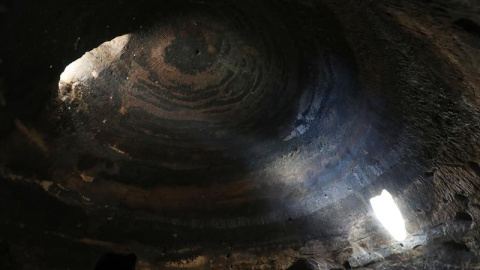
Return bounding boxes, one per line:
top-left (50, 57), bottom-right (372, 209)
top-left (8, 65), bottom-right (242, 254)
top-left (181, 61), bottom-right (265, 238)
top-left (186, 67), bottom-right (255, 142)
top-left (0, 0), bottom-right (480, 269)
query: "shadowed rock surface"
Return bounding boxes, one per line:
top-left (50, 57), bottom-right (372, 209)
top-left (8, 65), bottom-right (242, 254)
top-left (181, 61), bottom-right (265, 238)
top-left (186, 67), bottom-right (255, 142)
top-left (0, 0), bottom-right (479, 269)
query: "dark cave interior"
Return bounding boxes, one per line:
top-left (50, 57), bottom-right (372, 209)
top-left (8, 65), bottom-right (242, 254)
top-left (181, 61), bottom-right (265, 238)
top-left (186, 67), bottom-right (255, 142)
top-left (0, 0), bottom-right (480, 269)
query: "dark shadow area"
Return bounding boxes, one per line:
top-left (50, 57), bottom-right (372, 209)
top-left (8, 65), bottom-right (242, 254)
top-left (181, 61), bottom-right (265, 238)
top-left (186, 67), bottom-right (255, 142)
top-left (455, 211), bottom-right (473, 221)
top-left (1, 0), bottom-right (480, 269)
top-left (0, 240), bottom-right (17, 270)
top-left (454, 18), bottom-right (480, 37)
top-left (287, 259), bottom-right (316, 270)
top-left (94, 253), bottom-right (136, 270)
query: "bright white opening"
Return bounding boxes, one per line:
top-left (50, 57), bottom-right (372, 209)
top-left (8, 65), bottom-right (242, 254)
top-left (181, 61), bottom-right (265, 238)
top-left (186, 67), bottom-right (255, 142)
top-left (370, 189), bottom-right (407, 241)
top-left (58, 34), bottom-right (132, 102)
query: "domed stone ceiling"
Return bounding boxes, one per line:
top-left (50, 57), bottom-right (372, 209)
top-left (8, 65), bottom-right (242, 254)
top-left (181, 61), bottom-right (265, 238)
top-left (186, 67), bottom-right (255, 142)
top-left (54, 1), bottom-right (366, 226)
top-left (0, 0), bottom-right (479, 269)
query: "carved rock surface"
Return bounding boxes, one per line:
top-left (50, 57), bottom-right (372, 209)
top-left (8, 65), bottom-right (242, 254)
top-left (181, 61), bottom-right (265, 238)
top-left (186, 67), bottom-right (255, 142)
top-left (0, 0), bottom-right (479, 269)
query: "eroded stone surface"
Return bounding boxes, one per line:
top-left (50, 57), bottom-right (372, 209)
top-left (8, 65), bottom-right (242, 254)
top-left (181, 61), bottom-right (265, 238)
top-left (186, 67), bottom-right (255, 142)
top-left (0, 0), bottom-right (479, 269)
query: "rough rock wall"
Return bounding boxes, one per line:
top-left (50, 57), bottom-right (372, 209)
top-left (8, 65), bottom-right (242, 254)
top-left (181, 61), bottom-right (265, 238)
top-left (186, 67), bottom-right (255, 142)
top-left (0, 0), bottom-right (479, 269)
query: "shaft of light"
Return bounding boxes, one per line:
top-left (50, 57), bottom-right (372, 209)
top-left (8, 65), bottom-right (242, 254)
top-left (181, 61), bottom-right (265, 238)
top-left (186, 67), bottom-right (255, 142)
top-left (370, 189), bottom-right (407, 241)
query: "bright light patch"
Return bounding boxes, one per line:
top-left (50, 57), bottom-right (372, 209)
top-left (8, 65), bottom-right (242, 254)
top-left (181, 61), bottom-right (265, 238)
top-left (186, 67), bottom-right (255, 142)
top-left (370, 189), bottom-right (407, 241)
top-left (58, 34), bottom-right (132, 102)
